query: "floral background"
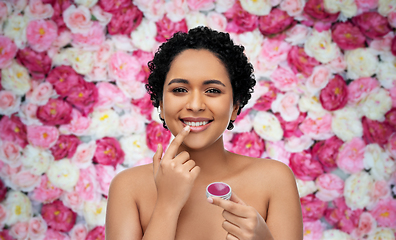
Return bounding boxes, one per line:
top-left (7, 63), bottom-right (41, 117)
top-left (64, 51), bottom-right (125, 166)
top-left (0, 0), bottom-right (396, 239)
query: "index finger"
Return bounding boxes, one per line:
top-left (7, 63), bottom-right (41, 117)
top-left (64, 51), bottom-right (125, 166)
top-left (163, 125), bottom-right (190, 159)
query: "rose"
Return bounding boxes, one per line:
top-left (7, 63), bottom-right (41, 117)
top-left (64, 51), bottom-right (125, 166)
top-left (0, 230), bottom-right (13, 240)
top-left (91, 5), bottom-right (112, 26)
top-left (46, 65), bottom-right (84, 97)
top-left (133, 49), bottom-right (153, 83)
top-left (368, 180), bottom-right (390, 209)
top-left (71, 141), bottom-right (96, 169)
top-left (74, 0), bottom-right (98, 8)
top-left (44, 229), bottom-right (70, 239)
top-left (347, 77), bottom-right (380, 104)
top-left (86, 226), bottom-right (105, 240)
top-left (28, 216), bottom-right (48, 239)
top-left (0, 202), bottom-right (7, 227)
top-left (93, 137), bottom-right (125, 167)
top-left (187, 0), bottom-right (215, 11)
top-left (0, 36), bottom-right (18, 69)
top-left (361, 88), bottom-right (392, 121)
top-left (345, 48), bottom-right (378, 80)
top-left (270, 66), bottom-right (299, 92)
top-left (60, 191), bottom-right (84, 215)
top-left (356, 0), bottom-right (378, 12)
top-left (296, 179), bottom-right (317, 198)
top-left (265, 140), bottom-right (291, 165)
top-left (89, 109), bottom-right (121, 139)
top-left (271, 92), bottom-right (300, 122)
top-left (284, 134), bottom-right (314, 152)
top-left (238, 0), bottom-right (270, 16)
top-left (131, 19), bottom-right (157, 52)
top-left (323, 0), bottom-right (358, 18)
top-left (146, 121), bottom-right (172, 152)
top-left (352, 12), bottom-right (391, 39)
top-left (0, 1), bottom-right (11, 29)
top-left (285, 24), bottom-right (312, 46)
top-left (260, 38), bottom-right (292, 65)
top-left (50, 135), bottom-right (80, 160)
top-left (253, 81), bottom-right (280, 112)
top-left (0, 90), bottom-right (21, 117)
top-left (287, 46), bottom-right (320, 77)
top-left (26, 19), bottom-right (58, 52)
top-left (25, 0), bottom-right (54, 20)
top-left (47, 159), bottom-right (80, 191)
top-left (331, 21), bottom-right (366, 50)
top-left (325, 197), bottom-right (363, 233)
top-left (155, 16), bottom-right (188, 42)
top-left (1, 60), bottom-right (31, 96)
top-left (72, 22), bottom-right (105, 50)
top-left (362, 117), bottom-right (393, 146)
top-left (299, 113), bottom-right (334, 140)
top-left (258, 8), bottom-right (295, 36)
top-left (369, 32), bottom-right (394, 56)
top-left (9, 221), bottom-right (29, 239)
top-left (344, 171), bottom-right (374, 210)
top-left (58, 109), bottom-right (91, 136)
top-left (311, 136), bottom-right (343, 172)
top-left (321, 229), bottom-right (353, 239)
top-left (352, 212), bottom-right (377, 238)
top-left (385, 108), bottom-right (396, 129)
top-left (337, 137), bottom-right (365, 174)
top-left (98, 0), bottom-right (131, 12)
top-left (130, 93), bottom-right (153, 119)
top-left (303, 0), bottom-right (339, 22)
top-left (369, 197), bottom-right (396, 229)
top-left (319, 74), bottom-right (348, 111)
top-left (305, 66), bottom-right (332, 95)
top-left (275, 112), bottom-right (305, 138)
top-left (0, 114), bottom-right (28, 148)
top-left (63, 5), bottom-right (93, 34)
top-left (332, 107), bottom-right (364, 142)
top-left (230, 131), bottom-right (265, 158)
top-left (95, 164), bottom-right (116, 196)
top-left (289, 150), bottom-right (324, 181)
top-left (315, 173), bottom-right (344, 201)
top-left (0, 140), bottom-right (22, 168)
top-left (304, 30), bottom-right (339, 64)
top-left (325, 48), bottom-right (347, 74)
top-left (107, 5), bottom-right (143, 36)
top-left (224, 1), bottom-right (258, 34)
top-left (120, 134), bottom-right (150, 167)
top-left (30, 174), bottom-right (63, 203)
top-left (3, 14), bottom-right (28, 49)
top-left (69, 223), bottom-right (88, 240)
top-left (134, 0), bottom-right (165, 21)
top-left (64, 47), bottom-right (95, 75)
top-left (303, 220), bottom-right (325, 240)
top-left (119, 109), bottom-right (148, 135)
top-left (233, 30), bottom-right (264, 63)
top-left (3, 191), bottom-right (32, 226)
top-left (20, 145), bottom-right (53, 175)
top-left (108, 51), bottom-right (141, 82)
top-left (280, 0), bottom-right (305, 17)
top-left (368, 228), bottom-right (396, 239)
top-left (83, 199), bottom-right (107, 227)
top-left (186, 11), bottom-right (208, 30)
top-left (50, 0), bottom-right (73, 31)
top-left (392, 35), bottom-right (396, 56)
top-left (233, 110), bottom-right (253, 133)
top-left (377, 62), bottom-right (396, 89)
top-left (9, 169), bottom-right (41, 192)
top-left (253, 111), bottom-right (283, 142)
top-left (75, 166), bottom-right (101, 201)
top-left (41, 199), bottom-right (77, 232)
top-left (65, 81), bottom-right (99, 116)
top-left (37, 98), bottom-right (73, 126)
top-left (364, 143), bottom-right (395, 181)
top-left (300, 194), bottom-right (327, 221)
top-left (26, 81), bottom-right (55, 106)
top-left (164, 0), bottom-right (189, 22)
top-left (27, 125), bottom-right (59, 149)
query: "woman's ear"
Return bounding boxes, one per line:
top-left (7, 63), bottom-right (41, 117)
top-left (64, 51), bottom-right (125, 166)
top-left (231, 104), bottom-right (239, 121)
top-left (159, 101), bottom-right (164, 119)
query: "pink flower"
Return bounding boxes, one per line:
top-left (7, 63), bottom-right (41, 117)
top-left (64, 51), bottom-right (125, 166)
top-left (271, 92), bottom-right (300, 122)
top-left (60, 190), bottom-right (84, 215)
top-left (331, 21), bottom-right (366, 50)
top-left (10, 221), bottom-right (29, 239)
top-left (86, 226), bottom-right (105, 240)
top-left (26, 81), bottom-right (55, 106)
top-left (289, 150), bottom-right (324, 181)
top-left (230, 131), bottom-right (265, 158)
top-left (389, 12), bottom-right (396, 28)
top-left (392, 35), bottom-right (396, 56)
top-left (385, 108), bottom-right (396, 130)
top-left (315, 173), bottom-right (344, 201)
top-left (26, 0), bottom-right (54, 19)
top-left (275, 112), bottom-right (306, 138)
top-left (347, 77), bottom-right (380, 104)
top-left (0, 90), bottom-right (20, 116)
top-left (58, 109), bottom-right (91, 136)
top-left (0, 178), bottom-right (7, 202)
top-left (44, 228), bottom-right (70, 240)
top-left (305, 66), bottom-right (331, 95)
top-left (0, 114), bottom-right (28, 148)
top-left (63, 5), bottom-right (92, 34)
top-left (98, 0), bottom-right (131, 13)
top-left (319, 74), bottom-right (348, 111)
top-left (325, 197), bottom-right (363, 233)
top-left (107, 5), bottom-right (143, 36)
top-left (26, 19), bottom-right (58, 52)
top-left (28, 216), bottom-right (48, 239)
top-left (41, 200), bottom-right (77, 232)
top-left (0, 140), bottom-right (22, 168)
top-left (352, 212), bottom-right (377, 238)
top-left (133, 50), bottom-right (153, 83)
top-left (95, 164), bottom-right (116, 196)
top-left (155, 16), bottom-right (188, 43)
top-left (10, 169), bottom-right (42, 191)
top-left (49, 0), bottom-right (73, 32)
top-left (352, 12), bottom-right (392, 39)
top-left (258, 8), bottom-right (295, 36)
top-left (265, 140), bottom-right (291, 165)
top-left (303, 220), bottom-right (325, 240)
top-left (27, 125), bottom-right (59, 149)
top-left (46, 65), bottom-right (84, 97)
top-left (362, 116), bottom-right (393, 146)
top-left (270, 66), bottom-right (300, 92)
top-left (303, 0), bottom-right (339, 22)
top-left (0, 202), bottom-right (7, 227)
top-left (299, 114), bottom-right (333, 140)
top-left (337, 137), bottom-right (366, 174)
top-left (109, 51), bottom-right (141, 82)
top-left (300, 194), bottom-right (327, 221)
top-left (72, 22), bottom-right (105, 50)
top-left (65, 81), bottom-right (98, 116)
top-left (356, 0), bottom-right (378, 12)
top-left (224, 1), bottom-right (258, 34)
top-left (93, 137), bottom-right (125, 167)
top-left (75, 166), bottom-right (100, 201)
top-left (0, 36), bottom-right (18, 68)
top-left (0, 230), bottom-right (14, 240)
top-left (287, 46), bottom-right (320, 77)
top-left (260, 38), bottom-right (292, 65)
top-left (69, 223), bottom-right (88, 240)
top-left (16, 47), bottom-right (52, 80)
top-left (187, 0), bottom-right (215, 11)
top-left (386, 133), bottom-right (396, 159)
top-left (37, 98), bottom-right (73, 126)
top-left (50, 134), bottom-right (80, 160)
top-left (146, 121), bottom-right (172, 152)
top-left (95, 82), bottom-right (129, 110)
top-left (311, 136), bottom-right (343, 172)
top-left (370, 180), bottom-right (391, 207)
top-left (30, 174), bottom-right (63, 203)
top-left (369, 197), bottom-right (396, 229)
top-left (253, 81), bottom-right (280, 112)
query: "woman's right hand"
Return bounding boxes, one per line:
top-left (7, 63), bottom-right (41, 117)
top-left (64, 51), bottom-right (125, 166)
top-left (153, 125), bottom-right (200, 211)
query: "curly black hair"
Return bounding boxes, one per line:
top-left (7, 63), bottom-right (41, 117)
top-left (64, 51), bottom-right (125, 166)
top-left (145, 26), bottom-right (256, 130)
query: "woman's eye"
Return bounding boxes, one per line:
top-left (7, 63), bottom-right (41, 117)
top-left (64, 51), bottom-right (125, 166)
top-left (172, 88), bottom-right (187, 93)
top-left (206, 88), bottom-right (221, 94)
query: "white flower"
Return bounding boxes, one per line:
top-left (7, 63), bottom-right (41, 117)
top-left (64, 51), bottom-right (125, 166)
top-left (3, 14), bottom-right (28, 48)
top-left (47, 159), bottom-right (80, 191)
top-left (233, 114), bottom-right (253, 133)
top-left (304, 30), bottom-right (339, 64)
top-left (240, 0), bottom-right (271, 16)
top-left (185, 11), bottom-right (207, 29)
top-left (110, 35), bottom-right (135, 52)
top-left (116, 79), bottom-right (146, 99)
top-left (284, 135), bottom-right (314, 153)
top-left (367, 227), bottom-right (396, 240)
top-left (20, 145), bottom-right (53, 176)
top-left (364, 144), bottom-right (396, 181)
top-left (378, 0), bottom-right (396, 16)
top-left (265, 140), bottom-right (290, 165)
top-left (360, 88), bottom-right (392, 121)
top-left (377, 61), bottom-right (396, 89)
top-left (4, 191), bottom-right (32, 226)
top-left (72, 141), bottom-right (97, 169)
top-left (120, 133), bottom-right (150, 167)
top-left (27, 82), bottom-right (55, 106)
top-left (298, 94), bottom-right (327, 118)
top-left (236, 29), bottom-right (264, 61)
top-left (74, 0), bottom-right (98, 8)
top-left (83, 199), bottom-right (107, 227)
top-left (89, 109), bottom-right (121, 139)
top-left (345, 48), bottom-right (378, 80)
top-left (215, 0), bottom-right (236, 13)
top-left (206, 11), bottom-right (227, 32)
top-left (131, 19), bottom-right (157, 52)
top-left (253, 111), bottom-right (283, 141)
top-left (306, 66), bottom-right (332, 95)
top-left (323, 0), bottom-right (357, 18)
top-left (65, 48), bottom-right (94, 75)
top-left (244, 80), bottom-right (270, 109)
top-left (134, 0), bottom-right (165, 21)
top-left (1, 60), bottom-right (31, 96)
top-left (10, 0), bottom-right (28, 14)
top-left (296, 179), bottom-right (317, 198)
top-left (18, 102), bottom-right (42, 126)
top-left (321, 229), bottom-right (353, 240)
top-left (279, 0), bottom-right (305, 17)
top-left (271, 92), bottom-right (300, 122)
top-left (63, 5), bottom-right (93, 34)
top-left (91, 5), bottom-right (112, 26)
top-left (164, 0), bottom-right (189, 22)
top-left (344, 171), bottom-right (374, 210)
top-left (331, 107), bottom-right (363, 142)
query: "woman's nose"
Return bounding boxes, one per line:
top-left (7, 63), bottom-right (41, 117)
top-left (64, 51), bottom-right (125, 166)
top-left (186, 91), bottom-right (205, 112)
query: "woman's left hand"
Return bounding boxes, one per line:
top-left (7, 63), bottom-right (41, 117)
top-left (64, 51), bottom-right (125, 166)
top-left (208, 192), bottom-right (274, 240)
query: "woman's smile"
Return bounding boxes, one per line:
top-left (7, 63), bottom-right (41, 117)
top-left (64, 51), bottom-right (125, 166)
top-left (180, 117), bottom-right (213, 132)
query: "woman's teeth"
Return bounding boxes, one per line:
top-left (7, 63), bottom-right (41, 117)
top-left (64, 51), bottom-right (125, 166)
top-left (183, 121), bottom-right (208, 127)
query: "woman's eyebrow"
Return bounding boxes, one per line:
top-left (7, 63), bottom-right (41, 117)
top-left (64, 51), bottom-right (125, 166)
top-left (203, 79), bottom-right (226, 87)
top-left (167, 79), bottom-right (226, 87)
top-left (168, 78), bottom-right (189, 85)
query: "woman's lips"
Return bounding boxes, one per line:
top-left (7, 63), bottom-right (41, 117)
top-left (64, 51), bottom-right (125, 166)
top-left (181, 119), bottom-right (212, 132)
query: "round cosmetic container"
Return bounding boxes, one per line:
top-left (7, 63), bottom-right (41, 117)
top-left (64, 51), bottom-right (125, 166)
top-left (206, 182), bottom-right (232, 200)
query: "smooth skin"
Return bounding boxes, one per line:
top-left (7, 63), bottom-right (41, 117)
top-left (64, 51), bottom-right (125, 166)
top-left (105, 49), bottom-right (303, 240)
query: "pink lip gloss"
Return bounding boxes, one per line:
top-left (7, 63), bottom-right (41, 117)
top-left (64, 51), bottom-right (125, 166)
top-left (206, 182), bottom-right (232, 200)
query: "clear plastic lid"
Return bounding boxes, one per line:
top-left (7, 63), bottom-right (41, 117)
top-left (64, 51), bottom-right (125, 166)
top-left (206, 182), bottom-right (232, 200)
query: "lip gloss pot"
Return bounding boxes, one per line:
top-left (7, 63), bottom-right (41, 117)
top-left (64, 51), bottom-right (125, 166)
top-left (206, 182), bottom-right (232, 200)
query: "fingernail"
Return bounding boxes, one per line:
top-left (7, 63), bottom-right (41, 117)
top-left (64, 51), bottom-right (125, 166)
top-left (184, 125), bottom-right (190, 132)
top-left (207, 197), bottom-right (213, 204)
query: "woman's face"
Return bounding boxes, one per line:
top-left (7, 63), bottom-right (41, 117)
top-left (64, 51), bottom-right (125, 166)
top-left (160, 49), bottom-right (238, 150)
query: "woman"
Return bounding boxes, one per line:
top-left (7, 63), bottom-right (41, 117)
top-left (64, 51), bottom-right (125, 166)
top-left (105, 26), bottom-right (303, 240)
